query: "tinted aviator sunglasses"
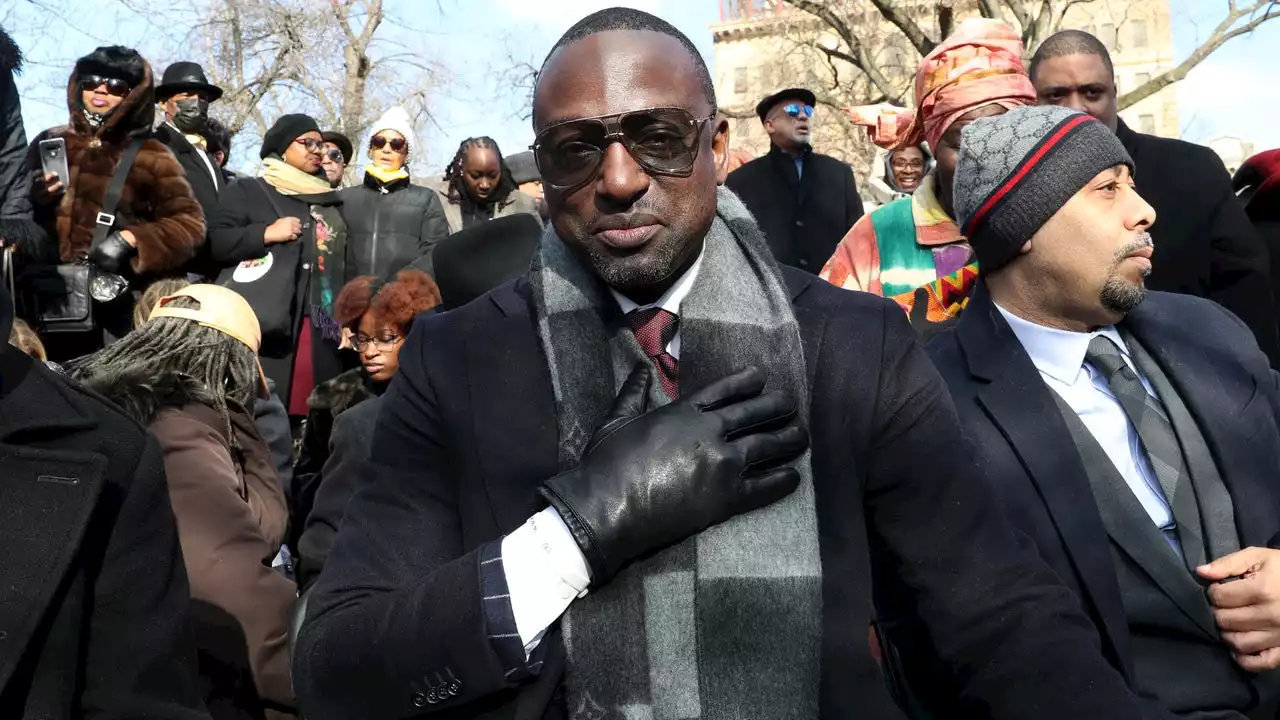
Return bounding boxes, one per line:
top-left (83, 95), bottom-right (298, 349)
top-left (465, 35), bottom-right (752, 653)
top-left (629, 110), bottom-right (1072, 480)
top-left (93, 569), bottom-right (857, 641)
top-left (531, 107), bottom-right (715, 189)
top-left (371, 135), bottom-right (407, 152)
top-left (79, 74), bottom-right (131, 97)
top-left (782, 103), bottom-right (814, 119)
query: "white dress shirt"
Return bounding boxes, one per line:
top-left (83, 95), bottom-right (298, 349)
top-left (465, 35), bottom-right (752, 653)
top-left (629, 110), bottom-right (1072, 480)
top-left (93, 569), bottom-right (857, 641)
top-left (500, 246), bottom-right (707, 655)
top-left (995, 304), bottom-right (1181, 555)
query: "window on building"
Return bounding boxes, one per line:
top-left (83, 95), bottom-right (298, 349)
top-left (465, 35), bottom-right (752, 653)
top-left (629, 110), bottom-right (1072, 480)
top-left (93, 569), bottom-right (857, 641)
top-left (1131, 20), bottom-right (1148, 48)
top-left (1098, 23), bottom-right (1116, 51)
top-left (734, 66), bottom-right (748, 95)
top-left (1139, 114), bottom-right (1156, 134)
top-left (1135, 72), bottom-right (1151, 87)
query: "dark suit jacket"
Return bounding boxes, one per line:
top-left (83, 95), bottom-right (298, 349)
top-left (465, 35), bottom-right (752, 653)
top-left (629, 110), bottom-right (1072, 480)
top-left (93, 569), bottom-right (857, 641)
top-left (294, 266), bottom-right (1144, 719)
top-left (922, 285), bottom-right (1280, 719)
top-left (154, 122), bottom-right (223, 278)
top-left (725, 145), bottom-right (864, 273)
top-left (0, 345), bottom-right (209, 719)
top-left (1118, 121), bottom-right (1279, 366)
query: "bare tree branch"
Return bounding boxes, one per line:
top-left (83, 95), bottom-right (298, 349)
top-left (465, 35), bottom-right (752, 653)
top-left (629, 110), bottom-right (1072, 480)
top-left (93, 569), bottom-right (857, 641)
top-left (865, 0), bottom-right (936, 55)
top-left (1120, 0), bottom-right (1278, 109)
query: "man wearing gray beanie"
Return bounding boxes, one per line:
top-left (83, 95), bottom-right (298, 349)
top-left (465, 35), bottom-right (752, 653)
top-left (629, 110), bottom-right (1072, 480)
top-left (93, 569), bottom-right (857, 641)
top-left (915, 103), bottom-right (1280, 718)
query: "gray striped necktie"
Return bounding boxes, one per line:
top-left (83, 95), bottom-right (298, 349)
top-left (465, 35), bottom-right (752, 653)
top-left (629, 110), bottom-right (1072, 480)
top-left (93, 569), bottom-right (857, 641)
top-left (1085, 335), bottom-right (1206, 570)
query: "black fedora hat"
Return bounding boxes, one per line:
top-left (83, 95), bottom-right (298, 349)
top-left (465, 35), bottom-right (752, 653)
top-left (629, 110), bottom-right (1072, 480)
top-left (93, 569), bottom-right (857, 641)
top-left (755, 87), bottom-right (816, 121)
top-left (155, 61), bottom-right (223, 101)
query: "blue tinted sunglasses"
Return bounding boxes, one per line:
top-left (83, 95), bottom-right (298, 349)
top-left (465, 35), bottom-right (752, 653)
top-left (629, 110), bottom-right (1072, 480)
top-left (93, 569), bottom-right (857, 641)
top-left (784, 103), bottom-right (814, 118)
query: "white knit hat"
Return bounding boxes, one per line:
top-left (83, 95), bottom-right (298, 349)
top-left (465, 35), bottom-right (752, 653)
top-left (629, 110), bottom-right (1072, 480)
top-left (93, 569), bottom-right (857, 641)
top-left (367, 106), bottom-right (416, 157)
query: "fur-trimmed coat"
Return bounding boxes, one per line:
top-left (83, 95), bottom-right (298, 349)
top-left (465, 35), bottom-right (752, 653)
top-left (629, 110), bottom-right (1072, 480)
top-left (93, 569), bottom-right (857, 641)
top-left (85, 368), bottom-right (297, 720)
top-left (27, 56), bottom-right (204, 278)
top-left (290, 367), bottom-right (381, 562)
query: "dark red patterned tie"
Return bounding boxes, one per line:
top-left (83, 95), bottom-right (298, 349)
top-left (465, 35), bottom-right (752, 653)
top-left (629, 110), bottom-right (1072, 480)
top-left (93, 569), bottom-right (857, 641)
top-left (626, 307), bottom-right (680, 399)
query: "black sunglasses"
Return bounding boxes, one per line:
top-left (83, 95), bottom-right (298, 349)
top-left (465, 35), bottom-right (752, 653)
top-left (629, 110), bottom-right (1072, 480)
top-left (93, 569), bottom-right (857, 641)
top-left (324, 149), bottom-right (346, 164)
top-left (371, 135), bottom-right (407, 152)
top-left (531, 107), bottom-right (715, 190)
top-left (79, 74), bottom-right (131, 97)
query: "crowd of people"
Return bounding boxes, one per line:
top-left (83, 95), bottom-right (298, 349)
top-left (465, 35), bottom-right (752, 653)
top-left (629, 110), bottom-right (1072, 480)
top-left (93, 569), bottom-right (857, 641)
top-left (4, 6), bottom-right (1280, 720)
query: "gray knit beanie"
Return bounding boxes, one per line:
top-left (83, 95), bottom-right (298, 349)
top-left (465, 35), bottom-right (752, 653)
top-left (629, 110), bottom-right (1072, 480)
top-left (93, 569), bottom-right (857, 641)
top-left (953, 105), bottom-right (1132, 271)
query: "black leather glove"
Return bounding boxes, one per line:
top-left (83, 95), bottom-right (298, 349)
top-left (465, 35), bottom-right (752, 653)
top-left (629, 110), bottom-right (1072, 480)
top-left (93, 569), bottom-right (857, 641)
top-left (539, 364), bottom-right (809, 585)
top-left (88, 230), bottom-right (136, 275)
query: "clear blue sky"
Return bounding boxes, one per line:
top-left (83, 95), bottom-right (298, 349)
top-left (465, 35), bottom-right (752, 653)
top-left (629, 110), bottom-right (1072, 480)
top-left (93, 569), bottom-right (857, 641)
top-left (8, 0), bottom-right (1278, 174)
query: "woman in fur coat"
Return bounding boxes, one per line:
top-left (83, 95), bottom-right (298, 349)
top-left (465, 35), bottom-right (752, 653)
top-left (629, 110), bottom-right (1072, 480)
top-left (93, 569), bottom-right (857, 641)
top-left (27, 46), bottom-right (204, 358)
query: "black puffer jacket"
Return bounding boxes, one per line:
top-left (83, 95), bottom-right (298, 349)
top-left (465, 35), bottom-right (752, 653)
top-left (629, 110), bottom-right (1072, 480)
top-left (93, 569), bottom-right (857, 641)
top-left (338, 173), bottom-right (448, 279)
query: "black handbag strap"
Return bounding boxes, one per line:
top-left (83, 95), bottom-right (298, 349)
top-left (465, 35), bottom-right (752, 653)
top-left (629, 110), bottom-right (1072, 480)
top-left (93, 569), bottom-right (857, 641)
top-left (255, 177), bottom-right (293, 219)
top-left (90, 138), bottom-right (146, 250)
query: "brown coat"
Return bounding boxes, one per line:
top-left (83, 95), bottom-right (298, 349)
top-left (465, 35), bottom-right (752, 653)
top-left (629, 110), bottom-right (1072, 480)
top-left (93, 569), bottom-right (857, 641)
top-left (88, 369), bottom-right (295, 719)
top-left (28, 58), bottom-right (204, 276)
top-left (152, 403), bottom-right (296, 718)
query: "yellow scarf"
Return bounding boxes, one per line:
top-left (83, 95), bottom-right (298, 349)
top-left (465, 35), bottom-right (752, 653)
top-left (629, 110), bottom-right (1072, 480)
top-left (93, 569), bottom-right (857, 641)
top-left (365, 165), bottom-right (409, 184)
top-left (259, 157), bottom-right (332, 196)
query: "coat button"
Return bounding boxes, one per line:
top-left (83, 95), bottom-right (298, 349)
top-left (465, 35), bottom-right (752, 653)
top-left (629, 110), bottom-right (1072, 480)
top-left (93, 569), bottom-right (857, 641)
top-left (303, 222), bottom-right (312, 229)
top-left (799, 259), bottom-right (809, 268)
top-left (795, 219), bottom-right (804, 227)
top-left (411, 692), bottom-right (427, 708)
top-left (302, 263), bottom-right (311, 270)
top-left (0, 630), bottom-right (8, 640)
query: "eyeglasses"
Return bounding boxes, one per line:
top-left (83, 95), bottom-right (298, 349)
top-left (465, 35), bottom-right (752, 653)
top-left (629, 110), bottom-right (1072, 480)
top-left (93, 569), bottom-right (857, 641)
top-left (324, 149), bottom-right (346, 164)
top-left (891, 158), bottom-right (924, 171)
top-left (531, 107), bottom-right (715, 189)
top-left (782, 103), bottom-right (814, 119)
top-left (352, 334), bottom-right (403, 352)
top-left (371, 135), bottom-right (407, 152)
top-left (79, 74), bottom-right (131, 97)
top-left (294, 137), bottom-right (325, 154)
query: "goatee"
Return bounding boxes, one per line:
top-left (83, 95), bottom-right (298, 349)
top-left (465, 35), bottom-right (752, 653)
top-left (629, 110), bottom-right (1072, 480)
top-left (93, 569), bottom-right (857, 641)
top-left (1099, 232), bottom-right (1153, 315)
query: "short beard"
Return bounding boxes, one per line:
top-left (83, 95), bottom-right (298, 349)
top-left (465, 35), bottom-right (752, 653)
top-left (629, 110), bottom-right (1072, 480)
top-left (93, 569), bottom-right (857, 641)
top-left (1099, 233), bottom-right (1153, 315)
top-left (578, 232), bottom-right (692, 296)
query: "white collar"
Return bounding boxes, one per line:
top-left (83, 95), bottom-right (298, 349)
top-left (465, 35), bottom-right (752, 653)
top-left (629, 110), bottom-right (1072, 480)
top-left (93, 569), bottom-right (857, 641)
top-left (609, 242), bottom-right (706, 317)
top-left (994, 302), bottom-right (1131, 385)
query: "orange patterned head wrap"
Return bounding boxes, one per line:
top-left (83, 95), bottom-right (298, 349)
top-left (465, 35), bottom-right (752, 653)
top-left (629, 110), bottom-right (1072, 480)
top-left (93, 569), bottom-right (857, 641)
top-left (845, 18), bottom-right (1036, 151)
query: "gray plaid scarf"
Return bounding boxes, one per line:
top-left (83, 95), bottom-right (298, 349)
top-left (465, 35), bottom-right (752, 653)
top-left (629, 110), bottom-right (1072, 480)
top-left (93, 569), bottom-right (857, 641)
top-left (530, 187), bottom-right (823, 720)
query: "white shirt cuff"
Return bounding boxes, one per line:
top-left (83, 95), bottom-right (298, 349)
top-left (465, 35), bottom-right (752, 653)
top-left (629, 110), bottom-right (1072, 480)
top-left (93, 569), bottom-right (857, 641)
top-left (500, 507), bottom-right (592, 655)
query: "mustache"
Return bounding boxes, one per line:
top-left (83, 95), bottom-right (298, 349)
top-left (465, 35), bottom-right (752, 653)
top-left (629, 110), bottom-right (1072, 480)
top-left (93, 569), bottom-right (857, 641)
top-left (1113, 233), bottom-right (1153, 263)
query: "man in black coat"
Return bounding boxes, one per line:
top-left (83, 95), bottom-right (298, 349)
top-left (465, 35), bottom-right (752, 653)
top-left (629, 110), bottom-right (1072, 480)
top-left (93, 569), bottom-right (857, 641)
top-left (0, 281), bottom-right (210, 719)
top-left (1030, 30), bottom-right (1280, 366)
top-left (921, 104), bottom-right (1280, 719)
top-left (725, 87), bottom-right (863, 273)
top-left (293, 9), bottom-right (1144, 720)
top-left (154, 61), bottom-right (224, 279)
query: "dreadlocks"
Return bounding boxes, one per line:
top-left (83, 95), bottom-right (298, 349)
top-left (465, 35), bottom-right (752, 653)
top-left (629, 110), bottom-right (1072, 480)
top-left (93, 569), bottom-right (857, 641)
top-left (69, 296), bottom-right (259, 427)
top-left (442, 136), bottom-right (518, 208)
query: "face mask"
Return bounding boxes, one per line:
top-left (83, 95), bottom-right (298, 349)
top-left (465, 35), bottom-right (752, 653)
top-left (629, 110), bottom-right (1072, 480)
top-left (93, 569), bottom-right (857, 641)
top-left (173, 97), bottom-right (209, 133)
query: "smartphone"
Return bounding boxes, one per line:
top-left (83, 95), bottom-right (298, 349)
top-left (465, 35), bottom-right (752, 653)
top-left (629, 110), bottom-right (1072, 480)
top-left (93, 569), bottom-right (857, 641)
top-left (39, 137), bottom-right (70, 188)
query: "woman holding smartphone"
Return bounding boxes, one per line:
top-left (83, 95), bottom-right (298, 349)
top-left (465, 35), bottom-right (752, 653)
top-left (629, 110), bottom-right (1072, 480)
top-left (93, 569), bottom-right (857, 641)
top-left (27, 45), bottom-right (204, 360)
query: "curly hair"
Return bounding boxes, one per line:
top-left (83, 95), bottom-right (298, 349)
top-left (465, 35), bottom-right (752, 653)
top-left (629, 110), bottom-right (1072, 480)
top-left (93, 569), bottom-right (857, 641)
top-left (442, 136), bottom-right (518, 209)
top-left (334, 268), bottom-right (442, 334)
